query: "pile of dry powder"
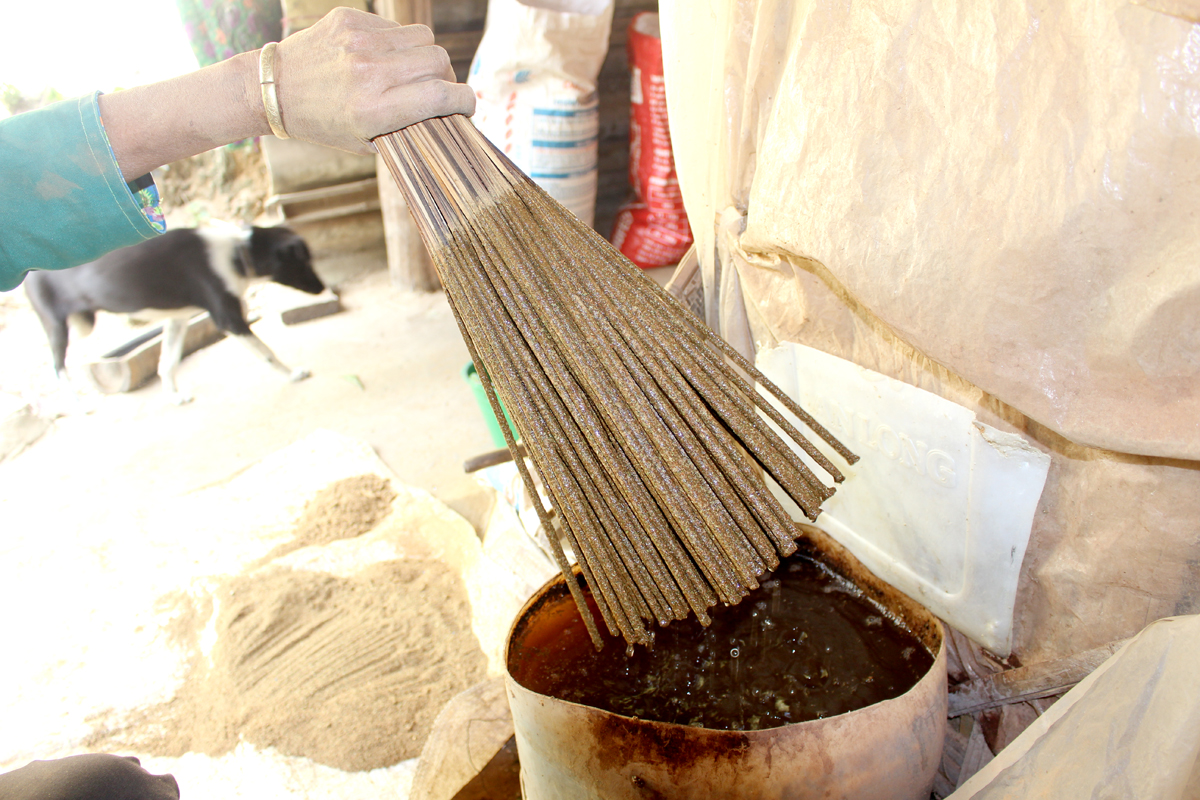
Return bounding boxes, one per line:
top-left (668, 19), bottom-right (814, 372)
top-left (90, 475), bottom-right (488, 771)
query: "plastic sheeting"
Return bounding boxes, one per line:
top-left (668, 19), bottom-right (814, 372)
top-left (660, 0), bottom-right (1200, 461)
top-left (948, 615), bottom-right (1200, 799)
top-left (658, 0), bottom-right (1200, 663)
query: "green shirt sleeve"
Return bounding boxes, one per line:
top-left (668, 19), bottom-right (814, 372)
top-left (0, 92), bottom-right (164, 291)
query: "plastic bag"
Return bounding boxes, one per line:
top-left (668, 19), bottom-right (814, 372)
top-left (609, 12), bottom-right (693, 268)
top-left (468, 0), bottom-right (614, 226)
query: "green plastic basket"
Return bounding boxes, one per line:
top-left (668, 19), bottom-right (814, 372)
top-left (462, 361), bottom-right (519, 449)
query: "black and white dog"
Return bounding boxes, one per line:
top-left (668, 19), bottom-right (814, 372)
top-left (25, 224), bottom-right (325, 404)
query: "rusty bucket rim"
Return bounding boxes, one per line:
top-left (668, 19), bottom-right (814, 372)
top-left (504, 522), bottom-right (947, 739)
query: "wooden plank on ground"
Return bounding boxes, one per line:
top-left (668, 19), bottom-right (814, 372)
top-left (87, 314), bottom-right (225, 394)
top-left (948, 639), bottom-right (1129, 717)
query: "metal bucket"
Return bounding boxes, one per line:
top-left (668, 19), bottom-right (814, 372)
top-left (504, 524), bottom-right (947, 800)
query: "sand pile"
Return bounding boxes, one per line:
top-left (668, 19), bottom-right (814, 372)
top-left (253, 474), bottom-right (397, 566)
top-left (90, 475), bottom-right (489, 772)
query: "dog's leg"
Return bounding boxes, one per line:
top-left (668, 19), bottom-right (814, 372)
top-left (24, 279), bottom-right (71, 380)
top-left (158, 318), bottom-right (194, 405)
top-left (48, 321), bottom-right (70, 381)
top-left (207, 290), bottom-right (309, 383)
top-left (33, 310), bottom-right (70, 379)
top-left (232, 334), bottom-right (311, 382)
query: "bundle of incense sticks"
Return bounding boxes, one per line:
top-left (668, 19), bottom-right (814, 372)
top-left (376, 115), bottom-right (857, 650)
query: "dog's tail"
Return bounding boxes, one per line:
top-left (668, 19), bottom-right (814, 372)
top-left (68, 311), bottom-right (95, 337)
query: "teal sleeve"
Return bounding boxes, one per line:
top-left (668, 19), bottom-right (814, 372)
top-left (0, 92), bottom-right (163, 291)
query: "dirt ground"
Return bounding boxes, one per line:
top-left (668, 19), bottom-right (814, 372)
top-left (0, 145), bottom-right (511, 795)
top-left (0, 145), bottom-right (674, 795)
top-left (0, 142), bottom-right (500, 533)
top-left (0, 256), bottom-right (499, 530)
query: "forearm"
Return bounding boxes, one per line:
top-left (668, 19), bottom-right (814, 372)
top-left (98, 50), bottom-right (270, 182)
top-left (94, 9), bottom-right (473, 182)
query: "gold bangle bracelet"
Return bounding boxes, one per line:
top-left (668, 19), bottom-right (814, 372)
top-left (259, 42), bottom-right (289, 139)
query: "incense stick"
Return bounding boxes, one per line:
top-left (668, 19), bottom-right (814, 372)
top-left (376, 115), bottom-right (857, 650)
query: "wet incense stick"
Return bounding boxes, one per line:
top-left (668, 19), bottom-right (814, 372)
top-left (376, 115), bottom-right (857, 650)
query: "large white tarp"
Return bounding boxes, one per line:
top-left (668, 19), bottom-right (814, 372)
top-left (657, 0), bottom-right (1200, 663)
top-left (659, 0), bottom-right (1200, 460)
top-left (949, 615), bottom-right (1200, 799)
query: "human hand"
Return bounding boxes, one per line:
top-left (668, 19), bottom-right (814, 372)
top-left (272, 8), bottom-right (475, 155)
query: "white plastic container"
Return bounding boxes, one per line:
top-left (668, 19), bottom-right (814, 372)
top-left (757, 342), bottom-right (1051, 655)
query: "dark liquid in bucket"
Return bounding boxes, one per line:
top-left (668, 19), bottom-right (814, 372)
top-left (509, 555), bottom-right (934, 731)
